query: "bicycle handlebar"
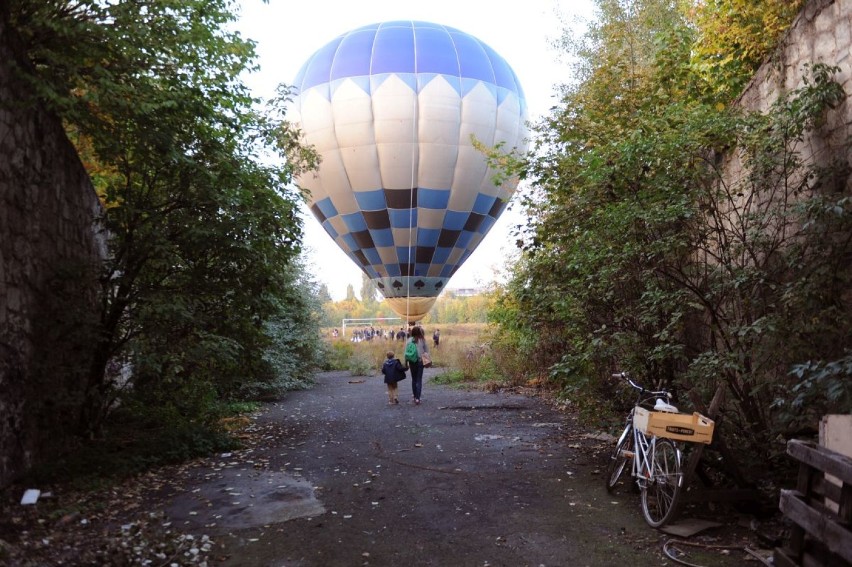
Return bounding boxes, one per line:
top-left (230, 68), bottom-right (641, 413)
top-left (612, 371), bottom-right (671, 399)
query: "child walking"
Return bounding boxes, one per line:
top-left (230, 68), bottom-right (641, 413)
top-left (381, 350), bottom-right (407, 404)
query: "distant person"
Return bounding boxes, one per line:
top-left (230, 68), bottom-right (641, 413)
top-left (405, 326), bottom-right (430, 405)
top-left (381, 350), bottom-right (406, 405)
top-left (433, 329), bottom-right (440, 348)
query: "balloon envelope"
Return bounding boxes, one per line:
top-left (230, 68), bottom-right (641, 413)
top-left (292, 21), bottom-right (528, 320)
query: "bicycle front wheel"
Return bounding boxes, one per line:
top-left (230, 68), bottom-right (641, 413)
top-left (605, 425), bottom-right (634, 493)
top-left (640, 438), bottom-right (683, 527)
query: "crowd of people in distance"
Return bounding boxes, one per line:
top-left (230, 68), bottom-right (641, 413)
top-left (344, 326), bottom-right (440, 344)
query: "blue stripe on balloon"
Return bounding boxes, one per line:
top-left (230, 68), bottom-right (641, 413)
top-left (301, 38), bottom-right (343, 92)
top-left (370, 228), bottom-right (394, 247)
top-left (396, 246), bottom-right (414, 264)
top-left (479, 216), bottom-right (497, 234)
top-left (418, 188), bottom-right (451, 209)
top-left (342, 212), bottom-right (368, 232)
top-left (450, 31), bottom-right (493, 83)
top-left (388, 208), bottom-right (417, 228)
top-left (330, 76), bottom-right (371, 98)
top-left (456, 231), bottom-right (475, 248)
top-left (315, 197), bottom-right (338, 218)
top-left (386, 264), bottom-right (401, 277)
top-left (341, 233), bottom-right (358, 252)
top-left (417, 228), bottom-right (440, 247)
top-left (482, 44), bottom-right (520, 94)
top-left (472, 193), bottom-right (497, 215)
top-left (373, 26), bottom-right (415, 74)
top-left (331, 29), bottom-right (375, 82)
top-left (365, 266), bottom-right (380, 279)
top-left (417, 73), bottom-right (461, 96)
top-left (461, 77), bottom-right (497, 99)
top-left (322, 220), bottom-right (338, 240)
top-left (432, 247), bottom-right (452, 264)
top-left (415, 263), bottom-right (430, 275)
top-left (363, 247), bottom-right (382, 265)
top-left (442, 210), bottom-right (469, 231)
top-left (354, 189), bottom-right (387, 211)
top-left (439, 264), bottom-right (455, 278)
top-left (295, 22), bottom-right (525, 103)
top-left (415, 27), bottom-right (459, 75)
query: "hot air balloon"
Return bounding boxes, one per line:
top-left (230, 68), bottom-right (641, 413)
top-left (292, 20), bottom-right (528, 322)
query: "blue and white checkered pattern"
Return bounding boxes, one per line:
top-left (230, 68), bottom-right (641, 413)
top-left (293, 21), bottom-right (528, 299)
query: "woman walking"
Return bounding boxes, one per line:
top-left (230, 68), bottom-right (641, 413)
top-left (406, 326), bottom-right (429, 405)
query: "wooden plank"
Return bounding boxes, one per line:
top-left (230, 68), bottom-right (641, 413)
top-left (788, 440), bottom-right (852, 485)
top-left (840, 482), bottom-right (852, 525)
top-left (780, 489), bottom-right (852, 563)
top-left (813, 474), bottom-right (842, 504)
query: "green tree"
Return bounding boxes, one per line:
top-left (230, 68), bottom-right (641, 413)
top-left (317, 283), bottom-right (333, 304)
top-left (492, 0), bottom-right (851, 471)
top-left (8, 0), bottom-right (319, 438)
top-left (345, 283), bottom-right (357, 301)
top-left (360, 273), bottom-right (379, 304)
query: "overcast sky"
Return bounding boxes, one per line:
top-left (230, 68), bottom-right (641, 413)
top-left (236, 0), bottom-right (595, 300)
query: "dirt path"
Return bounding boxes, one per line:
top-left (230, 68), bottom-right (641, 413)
top-left (146, 370), bottom-right (725, 566)
top-left (1, 368), bottom-right (766, 566)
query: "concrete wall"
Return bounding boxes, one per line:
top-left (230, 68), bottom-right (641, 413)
top-left (0, 14), bottom-right (106, 487)
top-left (736, 0), bottom-right (852, 186)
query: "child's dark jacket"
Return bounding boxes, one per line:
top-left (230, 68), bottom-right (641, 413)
top-left (382, 358), bottom-right (407, 384)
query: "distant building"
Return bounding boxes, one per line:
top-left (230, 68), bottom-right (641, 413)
top-left (447, 287), bottom-right (484, 297)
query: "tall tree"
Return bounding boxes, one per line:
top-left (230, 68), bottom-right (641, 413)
top-left (8, 0), bottom-right (319, 436)
top-left (360, 273), bottom-right (379, 304)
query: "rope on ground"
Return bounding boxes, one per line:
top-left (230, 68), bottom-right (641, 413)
top-left (662, 539), bottom-right (772, 567)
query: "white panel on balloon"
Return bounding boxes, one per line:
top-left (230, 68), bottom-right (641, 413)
top-left (376, 247), bottom-right (397, 267)
top-left (392, 227), bottom-right (418, 247)
top-left (417, 76), bottom-right (461, 145)
top-left (459, 82), bottom-right (498, 145)
top-left (299, 91), bottom-right (338, 153)
top-left (419, 143), bottom-right (459, 190)
top-left (332, 79), bottom-right (376, 146)
top-left (373, 76), bottom-right (418, 190)
top-left (318, 148), bottom-right (357, 214)
top-left (493, 93), bottom-right (523, 149)
top-left (449, 145), bottom-right (487, 210)
top-left (417, 208), bottom-right (445, 230)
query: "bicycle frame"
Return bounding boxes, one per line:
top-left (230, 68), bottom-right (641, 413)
top-left (607, 372), bottom-right (685, 528)
top-left (630, 412), bottom-right (682, 489)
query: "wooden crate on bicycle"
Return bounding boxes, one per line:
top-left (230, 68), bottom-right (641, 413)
top-left (633, 407), bottom-right (715, 444)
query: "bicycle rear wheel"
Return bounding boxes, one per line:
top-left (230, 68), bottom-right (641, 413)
top-left (640, 438), bottom-right (683, 527)
top-left (605, 425), bottom-right (634, 493)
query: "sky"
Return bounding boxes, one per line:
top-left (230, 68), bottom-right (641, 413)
top-left (235, 0), bottom-right (595, 300)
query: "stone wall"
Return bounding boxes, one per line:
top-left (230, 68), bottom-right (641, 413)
top-left (0, 14), bottom-right (106, 487)
top-left (735, 0), bottom-right (851, 186)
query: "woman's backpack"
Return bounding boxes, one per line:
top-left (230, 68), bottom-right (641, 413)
top-left (404, 340), bottom-right (419, 363)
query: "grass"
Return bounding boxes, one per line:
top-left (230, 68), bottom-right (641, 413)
top-left (322, 323), bottom-right (513, 392)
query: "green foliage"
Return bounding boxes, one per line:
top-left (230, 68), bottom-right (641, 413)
top-left (688, 0), bottom-right (806, 99)
top-left (8, 0), bottom-right (322, 447)
top-left (347, 351), bottom-right (375, 377)
top-left (492, 0), bottom-right (850, 476)
top-left (431, 369), bottom-right (466, 386)
top-left (320, 341), bottom-right (356, 371)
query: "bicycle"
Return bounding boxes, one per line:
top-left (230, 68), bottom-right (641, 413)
top-left (605, 372), bottom-right (715, 528)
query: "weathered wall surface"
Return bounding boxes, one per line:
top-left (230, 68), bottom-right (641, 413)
top-left (736, 0), bottom-right (851, 185)
top-left (0, 15), bottom-right (106, 487)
